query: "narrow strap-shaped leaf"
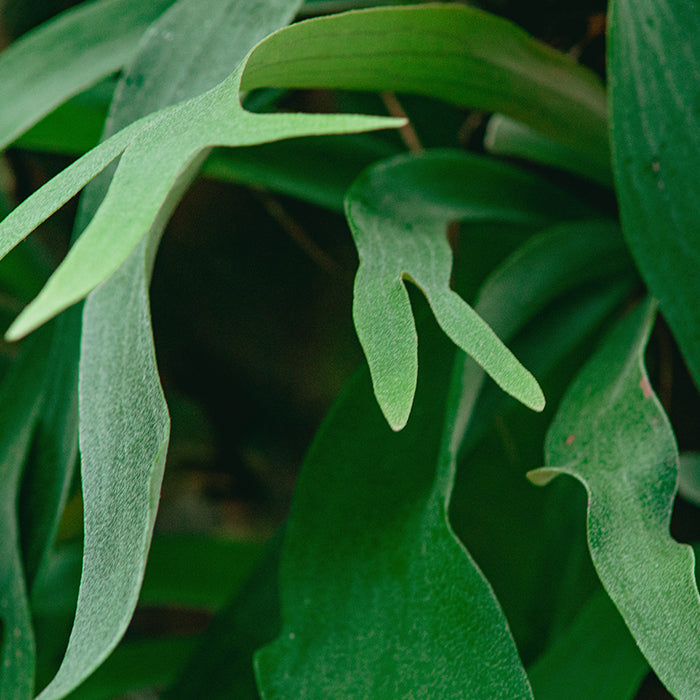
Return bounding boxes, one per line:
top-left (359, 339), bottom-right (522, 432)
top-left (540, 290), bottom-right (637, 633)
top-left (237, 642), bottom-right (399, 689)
top-left (255, 306), bottom-right (533, 699)
top-left (0, 0), bottom-right (175, 150)
top-left (608, 0), bottom-right (700, 391)
top-left (34, 1), bottom-right (308, 697)
top-left (0, 333), bottom-right (51, 698)
top-left (529, 300), bottom-right (700, 699)
top-left (241, 3), bottom-right (609, 166)
top-left (345, 149), bottom-right (598, 429)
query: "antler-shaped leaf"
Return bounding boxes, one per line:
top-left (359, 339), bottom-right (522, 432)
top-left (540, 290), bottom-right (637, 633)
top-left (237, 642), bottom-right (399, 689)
top-left (345, 150), bottom-right (597, 429)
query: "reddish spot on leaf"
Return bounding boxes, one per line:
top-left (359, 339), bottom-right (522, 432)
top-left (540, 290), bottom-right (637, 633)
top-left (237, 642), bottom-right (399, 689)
top-left (566, 434), bottom-right (575, 446)
top-left (640, 375), bottom-right (653, 399)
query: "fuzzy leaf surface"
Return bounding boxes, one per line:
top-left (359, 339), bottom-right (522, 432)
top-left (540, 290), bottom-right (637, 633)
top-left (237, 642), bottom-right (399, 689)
top-left (529, 300), bottom-right (700, 699)
top-left (608, 0), bottom-right (700, 389)
top-left (33, 0), bottom-right (311, 697)
top-left (345, 149), bottom-right (598, 428)
top-left (255, 306), bottom-right (532, 699)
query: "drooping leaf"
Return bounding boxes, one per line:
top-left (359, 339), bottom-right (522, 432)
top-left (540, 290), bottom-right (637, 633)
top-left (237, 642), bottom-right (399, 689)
top-left (608, 0), bottom-right (700, 390)
top-left (0, 0), bottom-right (175, 151)
top-left (255, 304), bottom-right (533, 699)
top-left (241, 3), bottom-right (610, 167)
top-left (0, 333), bottom-right (51, 699)
top-left (33, 1), bottom-right (315, 697)
top-left (527, 589), bottom-right (648, 700)
top-left (345, 149), bottom-right (600, 429)
top-left (529, 300), bottom-right (700, 699)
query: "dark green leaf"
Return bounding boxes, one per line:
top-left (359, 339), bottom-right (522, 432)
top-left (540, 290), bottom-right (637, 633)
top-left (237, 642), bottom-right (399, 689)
top-left (528, 589), bottom-right (648, 700)
top-left (255, 306), bottom-right (532, 699)
top-left (0, 333), bottom-right (51, 698)
top-left (608, 0), bottom-right (700, 390)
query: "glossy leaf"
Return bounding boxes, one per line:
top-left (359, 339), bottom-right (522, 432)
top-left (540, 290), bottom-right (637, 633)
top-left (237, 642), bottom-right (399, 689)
top-left (529, 300), bottom-right (700, 699)
top-left (0, 333), bottom-right (51, 698)
top-left (255, 306), bottom-right (533, 699)
top-left (608, 0), bottom-right (700, 390)
top-left (345, 149), bottom-right (598, 429)
top-left (528, 589), bottom-right (648, 700)
top-left (0, 0), bottom-right (175, 151)
top-left (241, 3), bottom-right (610, 167)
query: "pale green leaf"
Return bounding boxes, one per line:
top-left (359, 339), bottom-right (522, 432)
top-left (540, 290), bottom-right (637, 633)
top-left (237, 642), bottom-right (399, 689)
top-left (0, 47), bottom-right (400, 341)
top-left (241, 3), bottom-right (609, 167)
top-left (678, 453), bottom-right (700, 508)
top-left (345, 149), bottom-right (598, 429)
top-left (528, 300), bottom-right (700, 699)
top-left (608, 0), bottom-right (700, 390)
top-left (0, 0), bottom-right (175, 151)
top-left (32, 1), bottom-right (313, 697)
top-left (255, 306), bottom-right (532, 699)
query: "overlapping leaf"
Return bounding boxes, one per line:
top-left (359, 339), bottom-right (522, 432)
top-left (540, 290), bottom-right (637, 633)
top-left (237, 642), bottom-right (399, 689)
top-left (345, 149), bottom-right (599, 429)
top-left (34, 0), bottom-right (348, 696)
top-left (255, 305), bottom-right (532, 699)
top-left (0, 0), bottom-right (175, 151)
top-left (608, 0), bottom-right (700, 389)
top-left (241, 3), bottom-right (609, 167)
top-left (529, 300), bottom-right (700, 699)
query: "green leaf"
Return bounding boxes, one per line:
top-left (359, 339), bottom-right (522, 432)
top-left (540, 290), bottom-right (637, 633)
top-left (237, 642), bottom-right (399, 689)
top-left (608, 0), bottom-right (700, 390)
top-left (345, 149), bottom-right (599, 429)
top-left (0, 48), bottom-right (401, 342)
top-left (0, 333), bottom-right (51, 699)
top-left (0, 0), bottom-right (175, 151)
top-left (484, 115), bottom-right (614, 188)
top-left (255, 304), bottom-right (532, 699)
top-left (33, 1), bottom-right (316, 697)
top-left (527, 589), bottom-right (648, 700)
top-left (241, 4), bottom-right (609, 167)
top-left (528, 300), bottom-right (700, 699)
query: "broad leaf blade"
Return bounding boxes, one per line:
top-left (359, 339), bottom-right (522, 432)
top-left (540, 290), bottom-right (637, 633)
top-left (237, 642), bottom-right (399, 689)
top-left (0, 0), bottom-right (175, 150)
top-left (529, 300), bottom-right (700, 699)
top-left (255, 306), bottom-right (532, 699)
top-left (608, 0), bottom-right (700, 390)
top-left (345, 149), bottom-right (598, 429)
top-left (242, 4), bottom-right (609, 166)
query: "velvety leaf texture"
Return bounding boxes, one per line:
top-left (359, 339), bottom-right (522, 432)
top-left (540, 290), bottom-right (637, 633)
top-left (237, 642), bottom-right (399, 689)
top-left (608, 0), bottom-right (700, 390)
top-left (345, 149), bottom-right (598, 428)
top-left (529, 300), bottom-right (700, 699)
top-left (255, 309), bottom-right (532, 699)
